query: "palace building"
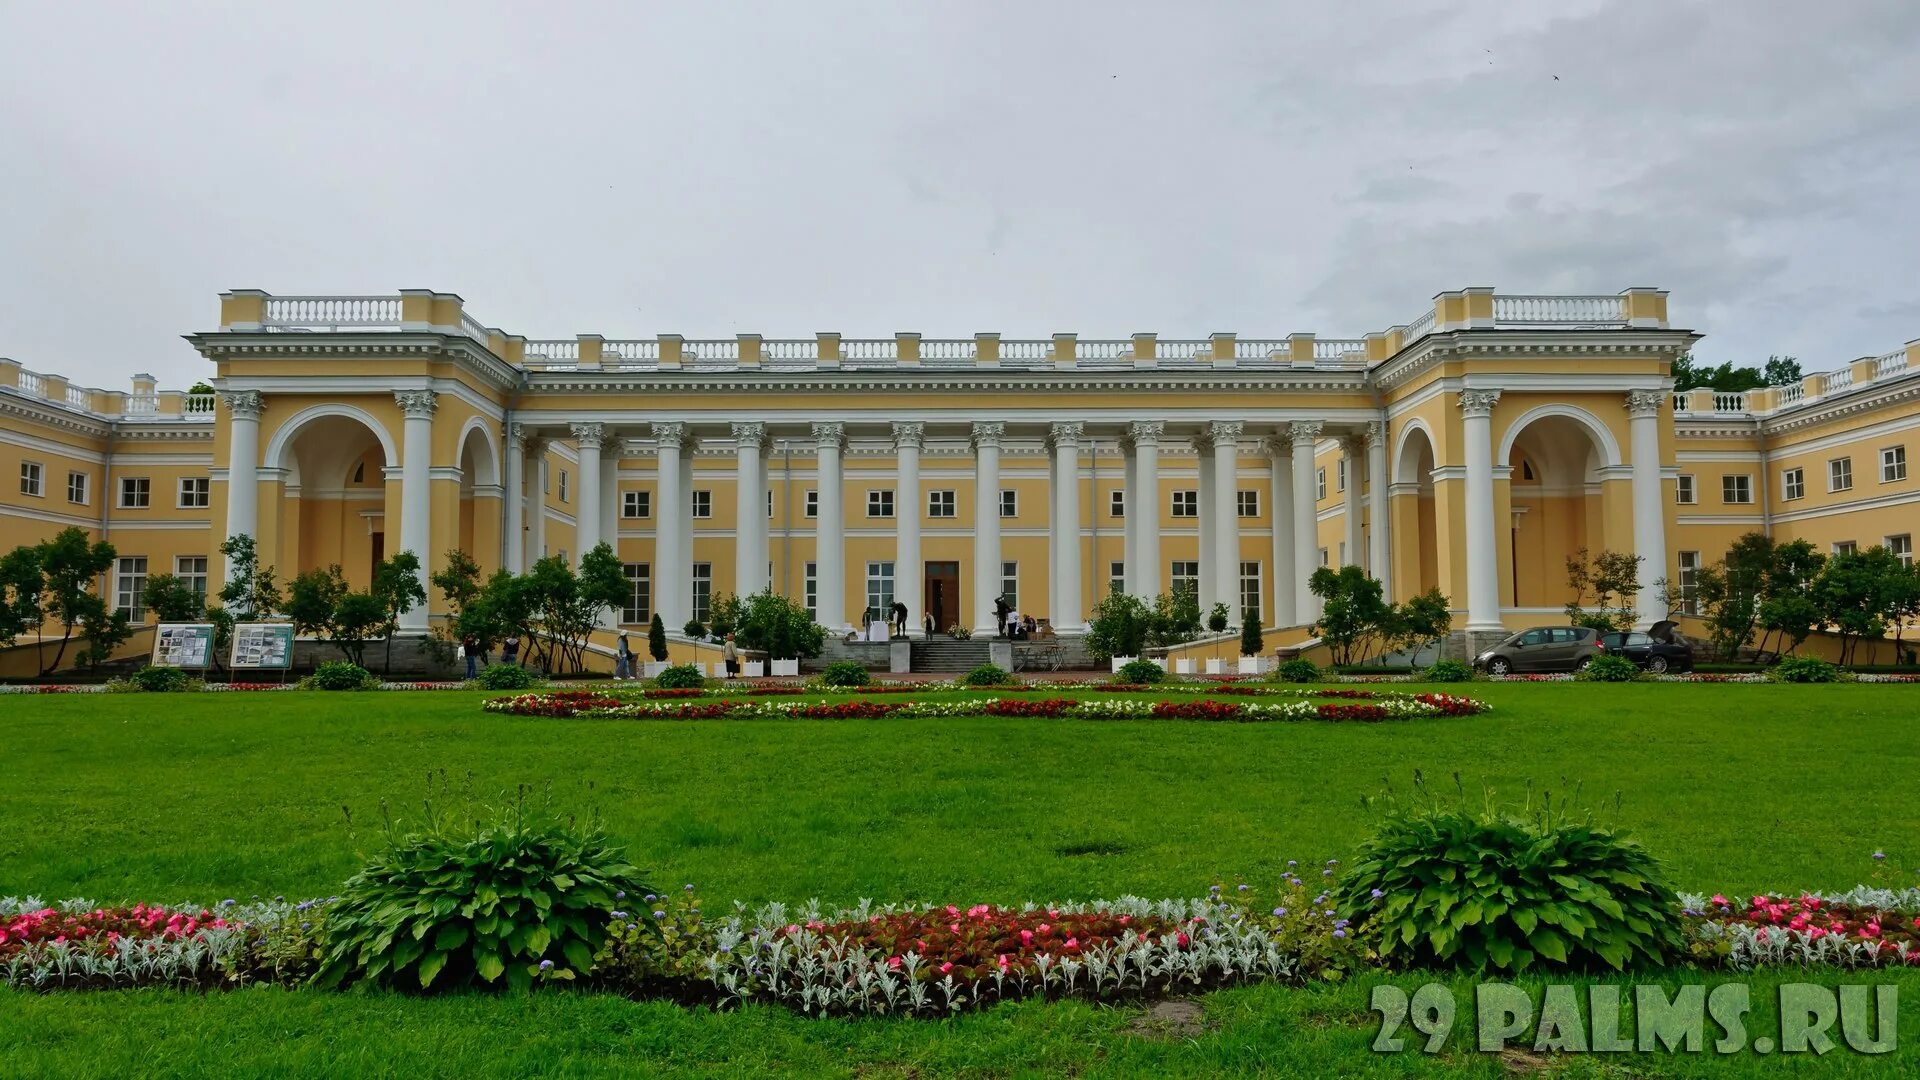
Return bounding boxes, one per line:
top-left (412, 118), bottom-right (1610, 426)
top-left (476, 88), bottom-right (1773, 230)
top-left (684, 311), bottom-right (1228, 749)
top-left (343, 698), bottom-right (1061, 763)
top-left (2, 286), bottom-right (1917, 665)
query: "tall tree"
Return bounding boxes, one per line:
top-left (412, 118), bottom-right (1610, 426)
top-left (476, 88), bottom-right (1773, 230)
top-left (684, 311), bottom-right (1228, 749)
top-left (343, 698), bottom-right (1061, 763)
top-left (1563, 548), bottom-right (1643, 633)
top-left (30, 527), bottom-right (120, 674)
top-left (370, 550), bottom-right (427, 674)
top-left (1308, 565), bottom-right (1391, 665)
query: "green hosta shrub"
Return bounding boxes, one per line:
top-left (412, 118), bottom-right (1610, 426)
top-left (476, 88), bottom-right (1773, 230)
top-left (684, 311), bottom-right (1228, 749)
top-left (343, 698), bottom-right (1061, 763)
top-left (1114, 658), bottom-right (1166, 685)
top-left (1272, 658), bottom-right (1320, 683)
top-left (1424, 659), bottom-right (1473, 683)
top-left (1337, 803), bottom-right (1683, 973)
top-left (475, 664), bottom-right (541, 691)
top-left (817, 660), bottom-right (872, 688)
top-left (1772, 656), bottom-right (1840, 683)
top-left (129, 664), bottom-right (198, 692)
top-left (306, 660), bottom-right (377, 691)
top-left (963, 663), bottom-right (1016, 687)
top-left (652, 664), bottom-right (705, 690)
top-left (1576, 654), bottom-right (1641, 682)
top-left (317, 798), bottom-right (652, 992)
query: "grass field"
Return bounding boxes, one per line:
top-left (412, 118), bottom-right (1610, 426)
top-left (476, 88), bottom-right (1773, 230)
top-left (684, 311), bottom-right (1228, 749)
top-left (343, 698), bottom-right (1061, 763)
top-left (4, 683), bottom-right (1919, 1077)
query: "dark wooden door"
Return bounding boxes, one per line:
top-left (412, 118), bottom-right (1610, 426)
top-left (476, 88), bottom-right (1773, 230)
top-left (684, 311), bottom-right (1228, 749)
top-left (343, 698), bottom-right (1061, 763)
top-left (924, 561), bottom-right (960, 633)
top-left (370, 532), bottom-right (385, 583)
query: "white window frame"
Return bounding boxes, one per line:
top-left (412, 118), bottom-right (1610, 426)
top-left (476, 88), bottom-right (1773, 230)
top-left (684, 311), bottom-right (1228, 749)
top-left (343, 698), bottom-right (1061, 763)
top-left (1781, 467), bottom-right (1804, 502)
top-left (1721, 475), bottom-right (1752, 505)
top-left (1108, 560), bottom-right (1126, 596)
top-left (621, 490), bottom-right (650, 519)
top-left (621, 563), bottom-right (651, 624)
top-left (67, 470), bottom-right (88, 505)
top-left (119, 476), bottom-right (151, 508)
top-left (1677, 551), bottom-right (1701, 615)
top-left (1833, 541), bottom-right (1858, 557)
top-left (1000, 489), bottom-right (1017, 518)
top-left (19, 461), bottom-right (43, 498)
top-left (867, 490), bottom-right (895, 519)
top-left (1169, 561), bottom-right (1199, 597)
top-left (804, 490), bottom-right (818, 519)
top-left (1238, 561), bottom-right (1262, 620)
top-left (1336, 459), bottom-right (1347, 493)
top-left (999, 560), bottom-right (1018, 610)
top-left (1675, 474), bottom-right (1695, 505)
top-left (1236, 490), bottom-right (1259, 518)
top-left (1170, 490), bottom-right (1197, 518)
top-left (177, 476), bottom-right (211, 509)
top-left (558, 469), bottom-right (570, 504)
top-left (114, 556), bottom-right (148, 620)
top-left (691, 562), bottom-right (713, 623)
top-left (1886, 535), bottom-right (1913, 567)
top-left (1316, 467), bottom-right (1328, 501)
top-left (691, 490), bottom-right (712, 518)
top-left (865, 561), bottom-right (895, 615)
top-left (1882, 445), bottom-right (1908, 483)
top-left (1828, 457), bottom-right (1852, 493)
top-left (1109, 490), bottom-right (1125, 518)
top-left (803, 562), bottom-right (818, 618)
top-left (175, 555), bottom-right (209, 606)
top-left (927, 489), bottom-right (957, 518)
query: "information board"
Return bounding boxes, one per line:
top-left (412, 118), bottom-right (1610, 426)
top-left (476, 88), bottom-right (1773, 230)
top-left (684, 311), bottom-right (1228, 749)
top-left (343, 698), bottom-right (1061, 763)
top-left (151, 623), bottom-right (215, 669)
top-left (230, 623), bottom-right (294, 670)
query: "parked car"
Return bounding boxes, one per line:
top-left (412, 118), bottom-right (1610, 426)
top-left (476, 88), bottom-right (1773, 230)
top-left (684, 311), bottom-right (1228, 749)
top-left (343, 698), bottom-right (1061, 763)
top-left (1472, 626), bottom-right (1605, 675)
top-left (1598, 621), bottom-right (1694, 673)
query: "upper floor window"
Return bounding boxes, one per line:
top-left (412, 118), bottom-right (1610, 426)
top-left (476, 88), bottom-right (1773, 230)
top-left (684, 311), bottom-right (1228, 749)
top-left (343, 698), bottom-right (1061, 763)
top-left (1781, 468), bottom-right (1805, 502)
top-left (690, 490), bottom-right (712, 518)
top-left (1721, 475), bottom-right (1752, 505)
top-left (1675, 474), bottom-right (1695, 505)
top-left (67, 471), bottom-right (89, 505)
top-left (1000, 489), bottom-right (1018, 518)
top-left (1316, 467), bottom-right (1328, 501)
top-left (804, 490), bottom-right (818, 518)
top-left (120, 477), bottom-right (151, 508)
top-left (1236, 490), bottom-right (1259, 518)
top-left (178, 477), bottom-right (210, 509)
top-left (1109, 490), bottom-right (1125, 518)
top-left (1882, 445), bottom-right (1908, 483)
top-left (1828, 457), bottom-right (1852, 493)
top-left (867, 490), bottom-right (894, 518)
top-left (622, 490), bottom-right (651, 518)
top-left (1336, 459), bottom-right (1347, 492)
top-left (928, 490), bottom-right (956, 518)
top-left (557, 470), bottom-right (570, 503)
top-left (1171, 490), bottom-right (1197, 518)
top-left (19, 462), bottom-right (43, 497)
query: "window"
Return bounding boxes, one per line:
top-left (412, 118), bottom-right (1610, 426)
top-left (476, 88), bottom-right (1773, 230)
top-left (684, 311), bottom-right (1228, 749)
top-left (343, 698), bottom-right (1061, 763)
top-left (178, 477), bottom-right (210, 508)
top-left (1782, 467), bottom-right (1805, 501)
top-left (1109, 561), bottom-right (1126, 597)
top-left (1109, 491), bottom-right (1125, 518)
top-left (1238, 561), bottom-right (1262, 621)
top-left (767, 489), bottom-right (774, 519)
top-left (691, 563), bottom-right (712, 623)
top-left (1336, 459), bottom-right (1347, 492)
top-left (1000, 489), bottom-right (1018, 518)
top-left (1000, 561), bottom-right (1018, 610)
top-left (691, 490), bottom-right (712, 518)
top-left (1834, 541), bottom-right (1858, 557)
top-left (621, 563), bottom-right (650, 624)
top-left (1675, 474), bottom-right (1695, 504)
top-left (120, 477), bottom-right (151, 508)
top-left (1721, 475), bottom-right (1752, 504)
top-left (114, 557), bottom-right (148, 620)
top-left (1169, 561), bottom-right (1198, 598)
top-left (867, 490), bottom-right (894, 518)
top-left (622, 491), bottom-right (651, 518)
top-left (1236, 491), bottom-right (1259, 518)
top-left (803, 562), bottom-right (817, 618)
top-left (1316, 467), bottom-right (1328, 501)
top-left (1319, 547), bottom-right (1330, 567)
top-left (67, 471), bottom-right (88, 505)
top-left (558, 470), bottom-right (570, 503)
top-left (20, 462), bottom-right (43, 497)
top-left (1828, 457), bottom-right (1852, 492)
top-left (928, 490), bottom-right (956, 518)
top-left (175, 556), bottom-right (209, 606)
top-left (1171, 490), bottom-right (1197, 518)
top-left (556, 549), bottom-right (569, 567)
top-left (1887, 535), bottom-right (1913, 567)
top-left (1338, 541), bottom-right (1348, 566)
top-left (1677, 551), bottom-right (1701, 615)
top-left (865, 561), bottom-right (895, 616)
top-left (1882, 445), bottom-right (1908, 483)
top-left (803, 489), bottom-right (819, 518)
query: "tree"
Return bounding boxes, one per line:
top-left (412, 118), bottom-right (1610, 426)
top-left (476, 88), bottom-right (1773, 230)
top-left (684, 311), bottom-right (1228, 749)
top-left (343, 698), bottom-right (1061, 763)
top-left (1762, 355), bottom-right (1803, 387)
top-left (370, 550), bottom-right (427, 674)
top-left (30, 527), bottom-right (119, 674)
top-left (1692, 532), bottom-right (1774, 659)
top-left (430, 549), bottom-right (484, 621)
top-left (518, 543), bottom-right (628, 674)
top-left (732, 588), bottom-right (825, 660)
top-left (1756, 539), bottom-right (1826, 659)
top-left (1239, 607), bottom-right (1264, 657)
top-left (1390, 588), bottom-right (1453, 668)
top-left (1149, 582), bottom-right (1202, 647)
top-left (1671, 354), bottom-right (1800, 394)
top-left (647, 613), bottom-right (669, 663)
top-left (1308, 565), bottom-right (1392, 666)
top-left (330, 592), bottom-right (388, 666)
top-left (141, 573), bottom-right (205, 623)
top-left (0, 545), bottom-right (45, 648)
top-left (1812, 547), bottom-right (1903, 665)
top-left (1085, 589), bottom-right (1151, 662)
top-left (1563, 548), bottom-right (1643, 633)
top-left (286, 566), bottom-right (354, 661)
top-left (217, 535), bottom-right (282, 620)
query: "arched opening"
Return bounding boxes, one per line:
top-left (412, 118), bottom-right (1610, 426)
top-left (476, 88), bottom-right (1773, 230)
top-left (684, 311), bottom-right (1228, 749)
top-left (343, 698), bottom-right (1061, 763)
top-left (1505, 414), bottom-right (1608, 610)
top-left (1392, 425), bottom-right (1439, 597)
top-left (457, 422), bottom-right (501, 569)
top-left (269, 409), bottom-right (395, 591)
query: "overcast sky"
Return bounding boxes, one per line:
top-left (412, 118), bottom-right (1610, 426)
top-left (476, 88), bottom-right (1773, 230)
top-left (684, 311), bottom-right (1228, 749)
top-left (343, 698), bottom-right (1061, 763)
top-left (3, 0), bottom-right (1917, 391)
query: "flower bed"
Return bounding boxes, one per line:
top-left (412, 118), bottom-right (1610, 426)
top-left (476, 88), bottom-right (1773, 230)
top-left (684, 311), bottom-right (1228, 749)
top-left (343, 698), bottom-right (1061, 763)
top-left (484, 689), bottom-right (1491, 722)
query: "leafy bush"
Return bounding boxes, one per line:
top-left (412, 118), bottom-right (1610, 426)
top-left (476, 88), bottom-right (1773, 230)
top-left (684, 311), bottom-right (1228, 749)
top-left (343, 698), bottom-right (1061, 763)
top-left (316, 794), bottom-right (652, 991)
top-left (682, 620), bottom-right (707, 640)
top-left (1207, 602), bottom-right (1230, 633)
top-left (647, 614), bottom-right (669, 663)
top-left (129, 664), bottom-right (198, 692)
top-left (1575, 654), bottom-right (1641, 682)
top-left (305, 661), bottom-right (376, 691)
top-left (653, 664), bottom-right (706, 690)
top-left (1114, 659), bottom-right (1166, 685)
top-left (1084, 591), bottom-right (1151, 662)
top-left (1423, 659), bottom-right (1474, 683)
top-left (1772, 656), bottom-right (1841, 683)
top-left (1337, 798), bottom-right (1683, 973)
top-left (1239, 609), bottom-right (1263, 657)
top-left (817, 660), bottom-right (872, 688)
top-left (962, 663), bottom-right (1016, 687)
top-left (475, 664), bottom-right (541, 691)
top-left (1272, 658), bottom-right (1320, 683)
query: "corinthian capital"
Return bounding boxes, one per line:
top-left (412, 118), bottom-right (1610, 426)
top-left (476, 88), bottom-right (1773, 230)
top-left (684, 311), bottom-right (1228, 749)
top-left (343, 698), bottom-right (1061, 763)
top-left (1127, 420), bottom-right (1164, 444)
top-left (393, 389), bottom-right (438, 418)
top-left (811, 421), bottom-right (845, 449)
top-left (1364, 420), bottom-right (1387, 449)
top-left (220, 390), bottom-right (265, 421)
top-left (570, 422), bottom-right (606, 449)
top-left (892, 422), bottom-right (925, 450)
top-left (1625, 389), bottom-right (1665, 418)
top-left (1287, 420), bottom-right (1324, 444)
top-left (1457, 389), bottom-right (1502, 417)
top-left (970, 421), bottom-right (1005, 450)
top-left (731, 421), bottom-right (768, 450)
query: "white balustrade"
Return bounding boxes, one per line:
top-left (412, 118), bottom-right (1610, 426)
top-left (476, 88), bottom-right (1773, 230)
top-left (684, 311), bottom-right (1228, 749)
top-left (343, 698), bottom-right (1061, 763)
top-left (17, 371), bottom-right (44, 396)
top-left (459, 313), bottom-right (493, 345)
top-left (604, 340), bottom-right (660, 368)
top-left (1713, 392), bottom-right (1748, 413)
top-left (840, 339), bottom-right (897, 360)
top-left (262, 296), bottom-right (402, 329)
top-left (1875, 350), bottom-right (1907, 379)
top-left (999, 340), bottom-right (1049, 361)
top-left (1074, 340), bottom-right (1128, 360)
top-left (1492, 295), bottom-right (1627, 324)
top-left (1400, 309), bottom-right (1437, 343)
top-left (762, 339), bottom-right (819, 361)
top-left (682, 339), bottom-right (740, 362)
top-left (1776, 383), bottom-right (1805, 406)
top-left (920, 339), bottom-right (975, 361)
top-left (1235, 339), bottom-right (1286, 360)
top-left (1158, 339), bottom-right (1208, 360)
top-left (1670, 393), bottom-right (1689, 413)
top-left (65, 386), bottom-right (92, 410)
top-left (1825, 367), bottom-right (1854, 391)
top-left (1312, 338), bottom-right (1367, 361)
top-left (183, 393), bottom-right (216, 414)
top-left (126, 394), bottom-right (158, 415)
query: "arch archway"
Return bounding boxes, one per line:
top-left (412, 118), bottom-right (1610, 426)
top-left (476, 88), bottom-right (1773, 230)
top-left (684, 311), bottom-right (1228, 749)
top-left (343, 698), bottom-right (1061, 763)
top-left (1504, 411), bottom-right (1610, 610)
top-left (1391, 423), bottom-right (1439, 597)
top-left (268, 407), bottom-right (396, 590)
top-left (456, 421), bottom-right (501, 567)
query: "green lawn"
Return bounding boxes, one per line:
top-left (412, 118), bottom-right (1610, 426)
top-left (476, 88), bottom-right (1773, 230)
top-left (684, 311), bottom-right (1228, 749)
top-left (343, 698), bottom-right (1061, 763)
top-left (3, 683), bottom-right (1918, 1077)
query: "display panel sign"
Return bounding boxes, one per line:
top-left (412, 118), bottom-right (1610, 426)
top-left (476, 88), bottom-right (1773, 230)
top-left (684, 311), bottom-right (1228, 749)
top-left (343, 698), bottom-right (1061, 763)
top-left (151, 623), bottom-right (215, 669)
top-left (230, 623), bottom-right (294, 670)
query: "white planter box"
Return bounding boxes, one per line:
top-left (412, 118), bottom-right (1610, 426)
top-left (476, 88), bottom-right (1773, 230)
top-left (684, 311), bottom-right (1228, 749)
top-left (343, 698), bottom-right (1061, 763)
top-left (1174, 658), bottom-right (1196, 675)
top-left (1237, 655), bottom-right (1264, 675)
top-left (1111, 656), bottom-right (1136, 672)
top-left (1150, 658), bottom-right (1168, 671)
top-left (643, 661), bottom-right (669, 678)
top-left (743, 661), bottom-right (765, 677)
top-left (1204, 658), bottom-right (1228, 675)
top-left (770, 659), bottom-right (799, 677)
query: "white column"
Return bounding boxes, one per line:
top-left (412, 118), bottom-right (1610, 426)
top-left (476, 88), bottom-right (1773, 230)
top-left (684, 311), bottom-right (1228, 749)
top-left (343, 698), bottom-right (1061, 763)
top-left (1210, 421), bottom-right (1242, 619)
top-left (220, 390), bottom-right (264, 584)
top-left (394, 390), bottom-right (437, 630)
top-left (651, 423), bottom-right (688, 626)
top-left (1366, 421), bottom-right (1390, 596)
top-left (733, 422), bottom-right (769, 596)
top-left (503, 423), bottom-right (526, 574)
top-left (600, 443), bottom-right (621, 551)
top-left (571, 423), bottom-right (604, 561)
top-left (1342, 436), bottom-right (1364, 568)
top-left (1050, 421), bottom-right (1084, 628)
top-left (527, 440), bottom-right (549, 571)
top-left (893, 422), bottom-right (923, 633)
top-left (812, 423), bottom-right (846, 630)
top-left (971, 422), bottom-right (1005, 633)
top-left (1460, 389), bottom-right (1503, 634)
top-left (1290, 422), bottom-right (1323, 622)
top-left (1128, 421), bottom-right (1162, 598)
top-left (1196, 438), bottom-right (1215, 609)
top-left (1627, 389), bottom-right (1669, 628)
top-left (1121, 435), bottom-right (1138, 591)
top-left (1268, 437), bottom-right (1295, 626)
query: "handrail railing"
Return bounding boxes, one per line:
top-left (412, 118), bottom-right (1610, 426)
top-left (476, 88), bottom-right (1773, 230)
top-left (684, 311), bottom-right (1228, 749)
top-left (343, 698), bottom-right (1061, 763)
top-left (262, 296), bottom-right (403, 330)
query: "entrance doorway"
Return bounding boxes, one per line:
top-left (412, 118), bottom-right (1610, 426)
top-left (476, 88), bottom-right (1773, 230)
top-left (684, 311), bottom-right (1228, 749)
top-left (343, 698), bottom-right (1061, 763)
top-left (924, 561), bottom-right (960, 634)
top-left (370, 532), bottom-right (385, 581)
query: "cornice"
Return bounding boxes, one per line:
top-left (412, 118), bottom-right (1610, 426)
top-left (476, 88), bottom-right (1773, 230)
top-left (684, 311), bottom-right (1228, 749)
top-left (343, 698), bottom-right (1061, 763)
top-left (1758, 376), bottom-right (1920, 437)
top-left (521, 370), bottom-right (1373, 395)
top-left (0, 392), bottom-right (112, 438)
top-left (107, 425), bottom-right (217, 442)
top-left (1673, 421), bottom-right (1763, 440)
top-left (184, 331), bottom-right (523, 392)
top-left (1372, 329), bottom-right (1699, 392)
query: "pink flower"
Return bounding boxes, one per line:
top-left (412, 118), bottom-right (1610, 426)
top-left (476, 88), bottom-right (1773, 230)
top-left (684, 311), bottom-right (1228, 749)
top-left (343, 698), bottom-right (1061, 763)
top-left (949, 923), bottom-right (960, 934)
top-left (938, 962), bottom-right (953, 974)
top-left (1176, 932), bottom-right (1190, 947)
top-left (887, 956), bottom-right (902, 970)
top-left (1064, 937), bottom-right (1079, 950)
top-left (1019, 929), bottom-right (1034, 945)
top-left (1710, 894), bottom-right (1729, 907)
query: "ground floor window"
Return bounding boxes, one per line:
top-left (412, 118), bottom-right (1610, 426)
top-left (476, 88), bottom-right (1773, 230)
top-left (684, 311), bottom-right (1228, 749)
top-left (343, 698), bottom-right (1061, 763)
top-left (115, 557), bottom-right (148, 621)
top-left (865, 561), bottom-right (895, 618)
top-left (1170, 561), bottom-right (1198, 598)
top-left (999, 561), bottom-right (1018, 611)
top-left (622, 563), bottom-right (651, 624)
top-left (1239, 561), bottom-right (1262, 622)
top-left (175, 556), bottom-right (209, 606)
top-left (804, 562), bottom-right (818, 619)
top-left (691, 563), bottom-right (712, 623)
top-left (1109, 561), bottom-right (1126, 596)
top-left (1676, 551), bottom-right (1701, 615)
top-left (1888, 535), bottom-right (1913, 567)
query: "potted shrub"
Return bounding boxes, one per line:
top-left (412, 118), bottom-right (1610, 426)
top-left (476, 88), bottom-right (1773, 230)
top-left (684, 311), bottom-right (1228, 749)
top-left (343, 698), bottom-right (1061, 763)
top-left (1238, 610), bottom-right (1265, 674)
top-left (1207, 602), bottom-right (1230, 633)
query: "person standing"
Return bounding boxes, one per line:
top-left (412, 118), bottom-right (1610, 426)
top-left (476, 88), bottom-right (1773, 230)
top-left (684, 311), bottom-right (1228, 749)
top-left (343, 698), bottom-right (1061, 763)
top-left (994, 595), bottom-right (1012, 638)
top-left (723, 633), bottom-right (740, 678)
top-left (890, 599), bottom-right (909, 637)
top-left (502, 633), bottom-right (520, 667)
top-left (461, 632), bottom-right (479, 680)
top-left (615, 630), bottom-right (632, 681)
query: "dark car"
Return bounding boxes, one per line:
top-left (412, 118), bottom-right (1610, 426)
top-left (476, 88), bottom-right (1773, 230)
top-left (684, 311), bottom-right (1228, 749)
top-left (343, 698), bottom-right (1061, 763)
top-left (1472, 626), bottom-right (1605, 675)
top-left (1598, 621), bottom-right (1693, 673)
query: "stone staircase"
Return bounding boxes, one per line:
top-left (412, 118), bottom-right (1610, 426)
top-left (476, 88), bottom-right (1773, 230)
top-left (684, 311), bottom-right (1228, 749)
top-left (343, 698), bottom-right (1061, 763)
top-left (909, 638), bottom-right (994, 673)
